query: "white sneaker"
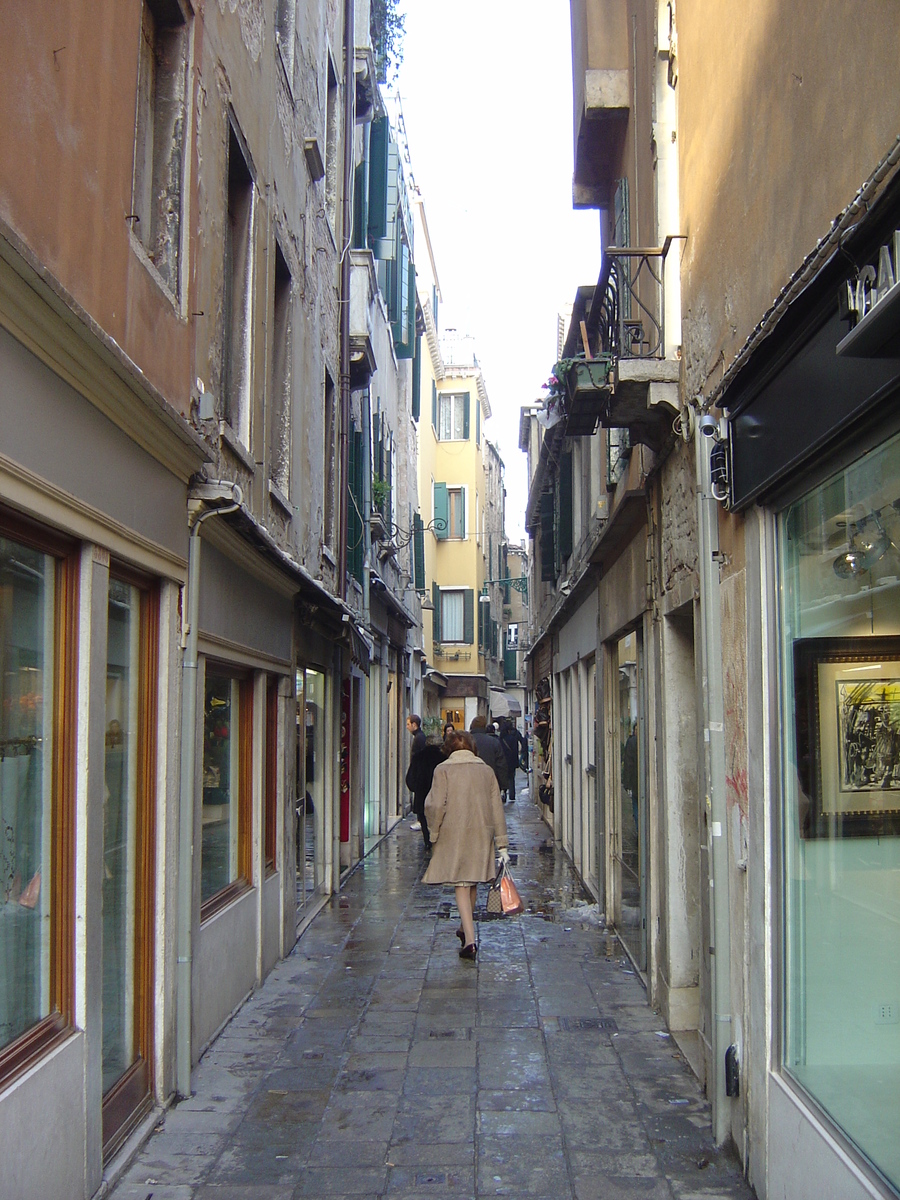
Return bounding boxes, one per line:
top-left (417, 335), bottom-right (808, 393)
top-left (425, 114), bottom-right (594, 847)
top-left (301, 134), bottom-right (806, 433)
top-left (409, 820), bottom-right (422, 831)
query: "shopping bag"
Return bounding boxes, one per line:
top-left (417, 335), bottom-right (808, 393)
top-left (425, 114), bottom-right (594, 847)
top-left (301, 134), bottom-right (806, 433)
top-left (498, 862), bottom-right (524, 916)
top-left (487, 867), bottom-right (504, 913)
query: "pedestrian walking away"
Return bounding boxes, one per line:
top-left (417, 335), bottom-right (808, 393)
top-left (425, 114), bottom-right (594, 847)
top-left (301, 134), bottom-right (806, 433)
top-left (423, 729), bottom-right (509, 960)
top-left (469, 714), bottom-right (509, 799)
top-left (405, 713), bottom-right (429, 840)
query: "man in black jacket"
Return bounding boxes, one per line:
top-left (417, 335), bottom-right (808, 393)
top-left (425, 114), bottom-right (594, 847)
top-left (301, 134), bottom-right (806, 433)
top-left (405, 715), bottom-right (442, 850)
top-left (469, 715), bottom-right (509, 798)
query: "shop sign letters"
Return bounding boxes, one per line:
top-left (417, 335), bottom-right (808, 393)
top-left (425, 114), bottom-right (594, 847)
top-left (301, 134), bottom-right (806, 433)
top-left (845, 231), bottom-right (900, 325)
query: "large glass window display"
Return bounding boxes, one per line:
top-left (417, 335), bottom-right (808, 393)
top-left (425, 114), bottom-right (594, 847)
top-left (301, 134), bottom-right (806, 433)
top-left (202, 669), bottom-right (246, 905)
top-left (779, 430), bottom-right (900, 1189)
top-left (0, 537), bottom-right (55, 1051)
top-left (615, 630), bottom-right (646, 970)
top-left (297, 668), bottom-right (326, 912)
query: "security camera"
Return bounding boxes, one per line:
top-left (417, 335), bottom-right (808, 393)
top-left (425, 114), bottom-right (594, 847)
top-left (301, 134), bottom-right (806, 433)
top-left (698, 412), bottom-right (718, 438)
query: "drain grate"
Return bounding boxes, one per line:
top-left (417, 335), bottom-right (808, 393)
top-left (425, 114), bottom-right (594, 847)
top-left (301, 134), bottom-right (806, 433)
top-left (557, 1017), bottom-right (618, 1032)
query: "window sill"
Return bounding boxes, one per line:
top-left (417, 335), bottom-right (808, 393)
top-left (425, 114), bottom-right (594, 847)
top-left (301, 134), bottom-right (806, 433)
top-left (219, 421), bottom-right (256, 473)
top-left (321, 545), bottom-right (337, 568)
top-left (268, 479), bottom-right (293, 519)
top-left (200, 878), bottom-right (254, 924)
top-left (0, 1011), bottom-right (70, 1092)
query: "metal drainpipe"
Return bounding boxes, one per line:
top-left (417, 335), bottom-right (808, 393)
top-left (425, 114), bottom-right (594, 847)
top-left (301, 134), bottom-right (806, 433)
top-left (337, 0), bottom-right (355, 600)
top-left (694, 421), bottom-right (733, 1145)
top-left (176, 496), bottom-right (240, 1098)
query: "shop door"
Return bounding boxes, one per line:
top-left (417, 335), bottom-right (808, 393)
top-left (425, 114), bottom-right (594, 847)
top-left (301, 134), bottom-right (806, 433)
top-left (101, 576), bottom-right (156, 1158)
top-left (583, 658), bottom-right (598, 893)
top-left (613, 629), bottom-right (647, 971)
top-left (297, 668), bottom-right (326, 914)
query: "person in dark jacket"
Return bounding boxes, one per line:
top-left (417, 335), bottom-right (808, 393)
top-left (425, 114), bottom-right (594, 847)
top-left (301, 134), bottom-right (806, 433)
top-left (406, 730), bottom-right (444, 850)
top-left (469, 715), bottom-right (509, 797)
top-left (498, 717), bottom-right (528, 800)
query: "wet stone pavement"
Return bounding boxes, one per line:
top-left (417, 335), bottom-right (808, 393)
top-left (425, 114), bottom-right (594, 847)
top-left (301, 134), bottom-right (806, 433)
top-left (109, 777), bottom-right (755, 1200)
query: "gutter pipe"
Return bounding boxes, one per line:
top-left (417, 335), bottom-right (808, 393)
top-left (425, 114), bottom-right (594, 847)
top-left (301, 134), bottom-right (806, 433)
top-left (337, 0), bottom-right (355, 599)
top-left (694, 422), bottom-right (733, 1145)
top-left (175, 486), bottom-right (241, 1099)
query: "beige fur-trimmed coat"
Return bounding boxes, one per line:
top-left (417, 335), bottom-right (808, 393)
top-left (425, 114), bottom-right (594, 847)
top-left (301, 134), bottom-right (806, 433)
top-left (422, 750), bottom-right (509, 885)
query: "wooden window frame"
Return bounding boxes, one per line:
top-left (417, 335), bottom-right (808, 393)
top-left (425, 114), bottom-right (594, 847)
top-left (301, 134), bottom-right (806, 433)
top-left (101, 565), bottom-right (159, 1160)
top-left (0, 508), bottom-right (78, 1090)
top-left (200, 667), bottom-right (253, 922)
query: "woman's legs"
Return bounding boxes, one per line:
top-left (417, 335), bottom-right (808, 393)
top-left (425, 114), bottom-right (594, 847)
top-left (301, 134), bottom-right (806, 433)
top-left (455, 884), bottom-right (478, 947)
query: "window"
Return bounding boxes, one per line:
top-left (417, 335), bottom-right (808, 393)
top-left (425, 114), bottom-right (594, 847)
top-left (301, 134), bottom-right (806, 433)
top-left (223, 123), bottom-right (255, 450)
top-left (778, 430), bottom-right (900, 1191)
top-left (441, 590), bottom-right (464, 643)
top-left (0, 518), bottom-right (76, 1085)
top-left (439, 588), bottom-right (474, 645)
top-left (131, 0), bottom-right (190, 297)
top-left (201, 668), bottom-right (251, 914)
top-left (434, 483), bottom-right (465, 540)
top-left (269, 242), bottom-right (292, 497)
top-left (448, 488), bottom-right (464, 539)
top-left (323, 370), bottom-right (336, 548)
top-left (438, 392), bottom-right (469, 441)
top-left (275, 0), bottom-right (295, 83)
top-left (324, 57), bottom-right (339, 228)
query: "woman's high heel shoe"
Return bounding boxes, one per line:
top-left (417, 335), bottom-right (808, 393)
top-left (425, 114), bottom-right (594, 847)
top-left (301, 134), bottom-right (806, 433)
top-left (459, 943), bottom-right (477, 961)
top-left (456, 928), bottom-right (466, 945)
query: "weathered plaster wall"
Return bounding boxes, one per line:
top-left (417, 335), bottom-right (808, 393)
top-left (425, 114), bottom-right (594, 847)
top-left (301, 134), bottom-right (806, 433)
top-left (0, 0), bottom-right (193, 410)
top-left (678, 1), bottom-right (900, 400)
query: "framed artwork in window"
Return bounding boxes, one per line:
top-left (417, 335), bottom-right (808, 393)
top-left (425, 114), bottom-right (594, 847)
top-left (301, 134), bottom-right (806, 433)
top-left (793, 636), bottom-right (900, 838)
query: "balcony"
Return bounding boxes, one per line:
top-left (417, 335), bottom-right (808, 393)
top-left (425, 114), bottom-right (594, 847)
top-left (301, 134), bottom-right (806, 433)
top-left (548, 242), bottom-right (680, 448)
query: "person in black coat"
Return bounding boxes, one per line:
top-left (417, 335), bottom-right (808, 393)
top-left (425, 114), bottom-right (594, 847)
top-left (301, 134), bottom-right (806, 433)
top-left (498, 717), bottom-right (528, 799)
top-left (469, 715), bottom-right (509, 798)
top-left (406, 739), bottom-right (445, 850)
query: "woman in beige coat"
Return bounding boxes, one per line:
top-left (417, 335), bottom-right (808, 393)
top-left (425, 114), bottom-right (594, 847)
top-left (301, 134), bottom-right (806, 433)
top-left (423, 730), bottom-right (510, 960)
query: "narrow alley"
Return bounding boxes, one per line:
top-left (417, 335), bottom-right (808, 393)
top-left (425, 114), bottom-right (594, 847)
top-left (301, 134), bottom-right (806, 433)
top-left (107, 784), bottom-right (754, 1200)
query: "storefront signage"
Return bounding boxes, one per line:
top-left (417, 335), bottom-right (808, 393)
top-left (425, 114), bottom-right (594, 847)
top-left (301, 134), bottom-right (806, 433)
top-left (843, 231), bottom-right (900, 325)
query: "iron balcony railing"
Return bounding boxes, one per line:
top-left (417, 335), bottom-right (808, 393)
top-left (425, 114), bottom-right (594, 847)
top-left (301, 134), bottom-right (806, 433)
top-left (588, 236), bottom-right (681, 362)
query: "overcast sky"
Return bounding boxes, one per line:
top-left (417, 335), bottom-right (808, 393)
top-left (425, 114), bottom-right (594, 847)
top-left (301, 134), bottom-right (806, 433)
top-left (393, 0), bottom-right (601, 541)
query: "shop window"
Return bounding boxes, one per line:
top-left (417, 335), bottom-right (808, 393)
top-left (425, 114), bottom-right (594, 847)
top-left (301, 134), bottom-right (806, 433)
top-left (779, 429), bottom-right (900, 1189)
top-left (0, 518), bottom-right (76, 1086)
top-left (264, 678), bottom-right (278, 874)
top-left (131, 0), bottom-right (190, 297)
top-left (102, 571), bottom-right (158, 1158)
top-left (201, 667), bottom-right (251, 917)
top-left (297, 668), bottom-right (326, 911)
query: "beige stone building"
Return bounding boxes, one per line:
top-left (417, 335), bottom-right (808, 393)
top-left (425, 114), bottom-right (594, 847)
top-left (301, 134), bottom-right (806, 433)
top-left (525, 1), bottom-right (900, 1196)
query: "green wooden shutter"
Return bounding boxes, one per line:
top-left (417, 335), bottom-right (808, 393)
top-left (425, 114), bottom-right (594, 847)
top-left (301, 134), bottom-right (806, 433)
top-left (559, 451), bottom-right (574, 560)
top-left (477, 595), bottom-right (484, 649)
top-left (433, 482), bottom-right (449, 539)
top-left (491, 620), bottom-right (498, 658)
top-left (411, 334), bottom-right (422, 421)
top-left (368, 117), bottom-right (389, 246)
top-left (432, 582), bottom-right (441, 641)
top-left (458, 489), bottom-right (466, 539)
top-left (432, 380), bottom-right (438, 433)
top-left (504, 645), bottom-right (517, 681)
top-left (413, 513), bottom-right (425, 591)
top-left (463, 589), bottom-right (475, 645)
top-left (540, 490), bottom-right (556, 581)
top-left (475, 397), bottom-right (480, 445)
top-left (353, 162), bottom-right (368, 250)
top-left (463, 392), bottom-right (470, 440)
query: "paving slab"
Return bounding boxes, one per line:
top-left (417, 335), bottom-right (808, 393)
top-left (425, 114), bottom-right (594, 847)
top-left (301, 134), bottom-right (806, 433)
top-left (107, 782), bottom-right (755, 1200)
